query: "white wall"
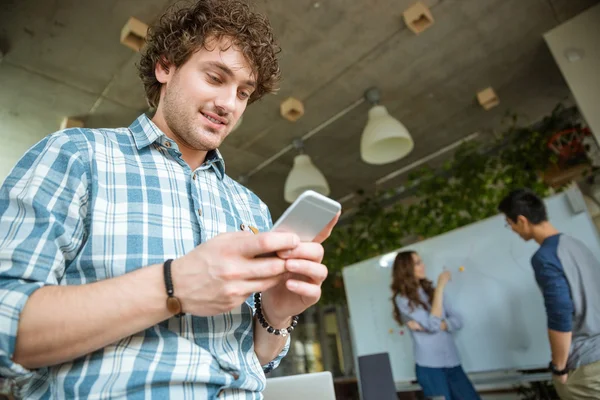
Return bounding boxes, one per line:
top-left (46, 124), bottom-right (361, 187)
top-left (544, 4), bottom-right (600, 141)
top-left (0, 62), bottom-right (74, 185)
top-left (0, 112), bottom-right (54, 185)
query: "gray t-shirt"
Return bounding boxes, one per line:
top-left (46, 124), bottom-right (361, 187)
top-left (532, 233), bottom-right (600, 369)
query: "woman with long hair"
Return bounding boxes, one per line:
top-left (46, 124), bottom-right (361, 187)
top-left (391, 250), bottom-right (480, 400)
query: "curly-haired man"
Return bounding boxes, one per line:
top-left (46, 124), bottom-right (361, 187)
top-left (0, 1), bottom-right (339, 398)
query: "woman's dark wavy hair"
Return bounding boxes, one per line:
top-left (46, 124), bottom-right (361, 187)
top-left (138, 0), bottom-right (281, 108)
top-left (390, 251), bottom-right (435, 326)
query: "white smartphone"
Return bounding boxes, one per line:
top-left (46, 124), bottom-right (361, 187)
top-left (271, 190), bottom-right (341, 242)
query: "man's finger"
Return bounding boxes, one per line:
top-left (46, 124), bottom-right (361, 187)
top-left (313, 211), bottom-right (341, 244)
top-left (239, 275), bottom-right (286, 296)
top-left (277, 242), bottom-right (324, 263)
top-left (285, 259), bottom-right (328, 284)
top-left (222, 258), bottom-right (287, 280)
top-left (239, 231), bottom-right (300, 257)
top-left (285, 279), bottom-right (321, 302)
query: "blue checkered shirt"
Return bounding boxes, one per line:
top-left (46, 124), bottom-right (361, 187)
top-left (0, 114), bottom-right (289, 399)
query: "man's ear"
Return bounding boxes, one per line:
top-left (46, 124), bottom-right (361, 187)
top-left (155, 57), bottom-right (173, 84)
top-left (516, 215), bottom-right (529, 227)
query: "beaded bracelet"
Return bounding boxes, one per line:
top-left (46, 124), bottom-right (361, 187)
top-left (254, 292), bottom-right (299, 337)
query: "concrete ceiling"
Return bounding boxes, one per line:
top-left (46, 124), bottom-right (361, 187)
top-left (1, 0), bottom-right (598, 217)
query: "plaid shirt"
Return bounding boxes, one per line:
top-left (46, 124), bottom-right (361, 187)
top-left (0, 114), bottom-right (289, 399)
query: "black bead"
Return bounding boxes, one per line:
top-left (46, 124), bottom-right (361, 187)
top-left (274, 329), bottom-right (280, 335)
top-left (267, 327), bottom-right (274, 333)
top-left (261, 321), bottom-right (269, 328)
top-left (291, 320), bottom-right (298, 327)
top-left (287, 326), bottom-right (294, 332)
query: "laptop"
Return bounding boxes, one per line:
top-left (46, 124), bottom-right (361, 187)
top-left (262, 371), bottom-right (336, 400)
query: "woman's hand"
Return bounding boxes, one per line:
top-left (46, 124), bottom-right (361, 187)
top-left (407, 320), bottom-right (424, 331)
top-left (437, 270), bottom-right (452, 287)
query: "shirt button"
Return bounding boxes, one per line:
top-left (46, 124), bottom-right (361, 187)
top-left (164, 141), bottom-right (172, 148)
top-left (240, 223), bottom-right (246, 231)
top-left (198, 209), bottom-right (202, 217)
top-left (192, 173), bottom-right (197, 180)
top-left (231, 372), bottom-right (239, 380)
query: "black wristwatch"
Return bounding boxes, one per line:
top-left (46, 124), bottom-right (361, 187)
top-left (548, 361), bottom-right (568, 376)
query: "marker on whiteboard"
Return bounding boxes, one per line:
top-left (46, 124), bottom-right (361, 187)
top-left (443, 265), bottom-right (465, 272)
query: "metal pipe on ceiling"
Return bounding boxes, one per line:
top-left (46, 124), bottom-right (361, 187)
top-left (244, 97), bottom-right (366, 179)
top-left (336, 132), bottom-right (481, 204)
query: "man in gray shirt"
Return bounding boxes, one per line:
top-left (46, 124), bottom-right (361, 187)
top-left (499, 189), bottom-right (600, 399)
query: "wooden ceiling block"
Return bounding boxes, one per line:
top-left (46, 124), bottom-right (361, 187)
top-left (60, 117), bottom-right (84, 130)
top-left (476, 87), bottom-right (500, 110)
top-left (280, 97), bottom-right (305, 122)
top-left (120, 17), bottom-right (148, 52)
top-left (403, 2), bottom-right (434, 35)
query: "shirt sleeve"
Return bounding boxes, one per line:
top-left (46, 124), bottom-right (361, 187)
top-left (531, 253), bottom-right (574, 332)
top-left (0, 132), bottom-right (89, 378)
top-left (395, 295), bottom-right (443, 333)
top-left (443, 292), bottom-right (463, 332)
top-left (261, 336), bottom-right (291, 374)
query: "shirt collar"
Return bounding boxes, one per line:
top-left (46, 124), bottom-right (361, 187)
top-left (129, 113), bottom-right (226, 180)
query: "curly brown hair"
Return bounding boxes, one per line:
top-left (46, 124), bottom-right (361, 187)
top-left (390, 251), bottom-right (435, 326)
top-left (138, 0), bottom-right (281, 108)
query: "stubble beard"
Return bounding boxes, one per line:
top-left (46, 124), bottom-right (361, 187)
top-left (162, 86), bottom-right (225, 152)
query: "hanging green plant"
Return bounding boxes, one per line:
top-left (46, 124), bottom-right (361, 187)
top-left (320, 103), bottom-right (590, 305)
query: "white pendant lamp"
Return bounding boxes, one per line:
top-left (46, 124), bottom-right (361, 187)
top-left (360, 87), bottom-right (414, 165)
top-left (284, 139), bottom-right (330, 203)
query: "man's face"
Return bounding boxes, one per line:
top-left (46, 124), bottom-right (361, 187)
top-left (505, 215), bottom-right (533, 241)
top-left (156, 37), bottom-right (256, 152)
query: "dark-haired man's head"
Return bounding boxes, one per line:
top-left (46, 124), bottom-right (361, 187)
top-left (498, 188), bottom-right (548, 241)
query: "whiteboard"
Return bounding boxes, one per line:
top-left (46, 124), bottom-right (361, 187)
top-left (342, 190), bottom-right (600, 382)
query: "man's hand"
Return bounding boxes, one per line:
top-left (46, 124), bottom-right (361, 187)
top-left (260, 212), bottom-right (341, 326)
top-left (407, 320), bottom-right (424, 331)
top-left (171, 230), bottom-right (301, 316)
top-left (554, 373), bottom-right (568, 385)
